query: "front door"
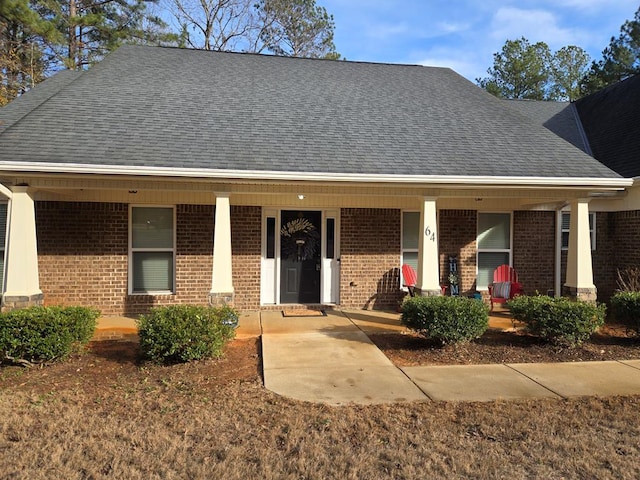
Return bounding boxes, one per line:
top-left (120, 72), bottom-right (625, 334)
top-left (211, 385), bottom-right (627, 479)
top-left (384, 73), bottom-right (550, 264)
top-left (280, 210), bottom-right (321, 303)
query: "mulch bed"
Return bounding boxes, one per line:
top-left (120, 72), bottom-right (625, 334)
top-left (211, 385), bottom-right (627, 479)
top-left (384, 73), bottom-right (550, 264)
top-left (369, 324), bottom-right (640, 366)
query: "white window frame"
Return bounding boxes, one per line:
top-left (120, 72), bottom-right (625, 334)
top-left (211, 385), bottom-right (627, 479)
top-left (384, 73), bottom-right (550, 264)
top-left (476, 212), bottom-right (513, 291)
top-left (561, 211), bottom-right (596, 251)
top-left (401, 211), bottom-right (420, 288)
top-left (128, 205), bottom-right (176, 295)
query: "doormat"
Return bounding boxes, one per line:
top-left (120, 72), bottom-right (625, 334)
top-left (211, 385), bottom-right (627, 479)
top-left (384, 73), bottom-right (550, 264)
top-left (282, 309), bottom-right (326, 317)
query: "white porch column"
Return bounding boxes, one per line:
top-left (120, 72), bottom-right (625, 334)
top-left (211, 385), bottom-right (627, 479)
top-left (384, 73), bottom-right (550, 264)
top-left (3, 186), bottom-right (43, 310)
top-left (564, 198), bottom-right (596, 302)
top-left (210, 192), bottom-right (234, 306)
top-left (416, 197), bottom-right (441, 296)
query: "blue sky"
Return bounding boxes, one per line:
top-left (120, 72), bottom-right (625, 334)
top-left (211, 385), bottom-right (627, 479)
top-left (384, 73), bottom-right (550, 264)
top-left (322, 0), bottom-right (639, 81)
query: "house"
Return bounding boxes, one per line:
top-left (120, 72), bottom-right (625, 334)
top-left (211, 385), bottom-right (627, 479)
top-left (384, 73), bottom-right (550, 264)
top-left (0, 45), bottom-right (634, 315)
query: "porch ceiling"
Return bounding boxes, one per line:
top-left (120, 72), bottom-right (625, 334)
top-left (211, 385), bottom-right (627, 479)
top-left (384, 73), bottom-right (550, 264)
top-left (1, 172), bottom-right (628, 211)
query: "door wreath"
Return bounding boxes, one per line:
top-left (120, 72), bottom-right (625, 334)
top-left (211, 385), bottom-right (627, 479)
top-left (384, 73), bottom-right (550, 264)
top-left (280, 217), bottom-right (320, 261)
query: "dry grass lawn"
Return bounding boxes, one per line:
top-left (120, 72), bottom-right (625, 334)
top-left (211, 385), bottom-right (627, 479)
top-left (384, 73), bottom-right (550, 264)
top-left (1, 338), bottom-right (640, 479)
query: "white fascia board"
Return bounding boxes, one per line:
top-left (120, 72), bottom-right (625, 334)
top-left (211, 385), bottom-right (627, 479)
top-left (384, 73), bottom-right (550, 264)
top-left (0, 161), bottom-right (632, 189)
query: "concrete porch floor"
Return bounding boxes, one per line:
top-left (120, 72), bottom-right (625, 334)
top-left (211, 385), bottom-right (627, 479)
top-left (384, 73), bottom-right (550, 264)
top-left (93, 307), bottom-right (521, 341)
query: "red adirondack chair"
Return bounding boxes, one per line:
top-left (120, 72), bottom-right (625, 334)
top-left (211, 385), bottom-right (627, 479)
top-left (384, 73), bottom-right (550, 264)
top-left (402, 264), bottom-right (418, 297)
top-left (488, 264), bottom-right (523, 311)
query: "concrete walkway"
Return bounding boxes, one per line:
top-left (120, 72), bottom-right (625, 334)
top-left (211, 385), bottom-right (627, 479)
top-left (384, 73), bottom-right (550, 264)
top-left (261, 309), bottom-right (640, 405)
top-left (261, 310), bottom-right (427, 404)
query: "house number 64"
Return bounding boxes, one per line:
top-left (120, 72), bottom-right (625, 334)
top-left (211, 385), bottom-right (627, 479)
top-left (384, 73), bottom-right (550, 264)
top-left (424, 226), bottom-right (436, 242)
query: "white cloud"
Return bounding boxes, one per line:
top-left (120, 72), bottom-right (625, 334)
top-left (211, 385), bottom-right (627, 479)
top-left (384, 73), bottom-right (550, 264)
top-left (490, 7), bottom-right (585, 47)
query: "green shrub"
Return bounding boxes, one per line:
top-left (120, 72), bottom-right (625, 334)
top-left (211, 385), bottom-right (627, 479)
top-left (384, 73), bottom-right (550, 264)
top-left (137, 305), bottom-right (237, 363)
top-left (401, 296), bottom-right (489, 345)
top-left (610, 291), bottom-right (640, 335)
top-left (507, 295), bottom-right (605, 347)
top-left (0, 306), bottom-right (100, 364)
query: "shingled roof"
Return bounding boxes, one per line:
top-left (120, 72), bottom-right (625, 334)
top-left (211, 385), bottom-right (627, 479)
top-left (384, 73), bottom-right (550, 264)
top-left (0, 45), bottom-right (624, 181)
top-left (575, 74), bottom-right (640, 178)
top-left (504, 99), bottom-right (591, 155)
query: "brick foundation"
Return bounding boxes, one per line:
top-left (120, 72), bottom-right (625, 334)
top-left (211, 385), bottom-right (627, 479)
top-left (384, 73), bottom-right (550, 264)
top-left (2, 293), bottom-right (44, 312)
top-left (339, 208), bottom-right (402, 310)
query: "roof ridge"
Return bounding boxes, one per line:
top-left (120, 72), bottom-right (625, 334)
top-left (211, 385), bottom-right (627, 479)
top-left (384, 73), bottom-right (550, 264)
top-left (569, 103), bottom-right (593, 156)
top-left (117, 43), bottom-right (451, 70)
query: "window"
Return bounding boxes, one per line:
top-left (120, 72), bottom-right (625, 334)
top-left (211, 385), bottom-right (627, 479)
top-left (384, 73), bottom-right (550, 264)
top-left (326, 218), bottom-right (335, 259)
top-left (561, 212), bottom-right (595, 250)
top-left (477, 213), bottom-right (511, 290)
top-left (130, 206), bottom-right (175, 293)
top-left (266, 217), bottom-right (276, 259)
top-left (0, 203), bottom-right (6, 293)
top-left (401, 212), bottom-right (420, 284)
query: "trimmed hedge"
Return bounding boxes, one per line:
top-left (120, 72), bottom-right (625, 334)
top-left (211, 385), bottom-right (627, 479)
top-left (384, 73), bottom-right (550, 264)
top-left (137, 305), bottom-right (237, 363)
top-left (0, 306), bottom-right (100, 364)
top-left (401, 296), bottom-right (489, 345)
top-left (610, 291), bottom-right (640, 335)
top-left (507, 295), bottom-right (605, 347)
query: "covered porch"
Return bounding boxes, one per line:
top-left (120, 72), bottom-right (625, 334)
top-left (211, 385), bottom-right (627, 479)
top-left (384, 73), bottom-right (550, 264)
top-left (0, 172), bottom-right (629, 313)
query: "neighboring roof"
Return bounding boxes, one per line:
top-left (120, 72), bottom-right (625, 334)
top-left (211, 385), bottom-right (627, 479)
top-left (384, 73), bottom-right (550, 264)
top-left (0, 45), bottom-right (623, 182)
top-left (504, 100), bottom-right (591, 155)
top-left (0, 70), bottom-right (82, 133)
top-left (575, 74), bottom-right (640, 178)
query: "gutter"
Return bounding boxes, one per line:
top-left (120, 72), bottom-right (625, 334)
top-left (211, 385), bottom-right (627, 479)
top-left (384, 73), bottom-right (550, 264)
top-left (0, 161), bottom-right (632, 189)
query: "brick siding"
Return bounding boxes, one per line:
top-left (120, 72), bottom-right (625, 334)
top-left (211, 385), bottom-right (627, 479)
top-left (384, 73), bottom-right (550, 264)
top-left (593, 212), bottom-right (617, 301)
top-left (591, 210), bottom-right (640, 302)
top-left (230, 205), bottom-right (261, 310)
top-left (37, 201), bottom-right (129, 315)
top-left (438, 210), bottom-right (477, 294)
top-left (513, 211), bottom-right (555, 296)
top-left (36, 202), bottom-right (261, 315)
top-left (339, 208), bottom-right (402, 310)
top-left (35, 200), bottom-right (634, 312)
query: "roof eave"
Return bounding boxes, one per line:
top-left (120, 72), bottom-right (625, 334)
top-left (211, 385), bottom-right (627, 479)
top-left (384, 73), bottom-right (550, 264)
top-left (0, 161), bottom-right (632, 189)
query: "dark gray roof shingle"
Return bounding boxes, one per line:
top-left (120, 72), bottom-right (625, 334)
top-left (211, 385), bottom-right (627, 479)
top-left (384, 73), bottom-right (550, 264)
top-left (575, 74), bottom-right (640, 178)
top-left (504, 99), bottom-right (591, 154)
top-left (0, 70), bottom-right (82, 132)
top-left (0, 45), bottom-right (622, 179)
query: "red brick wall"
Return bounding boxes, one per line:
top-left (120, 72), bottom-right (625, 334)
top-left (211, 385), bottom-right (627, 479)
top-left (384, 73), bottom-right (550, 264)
top-left (513, 211), bottom-right (555, 296)
top-left (230, 205), bottom-right (261, 310)
top-left (593, 212), bottom-right (616, 301)
top-left (438, 210), bottom-right (477, 293)
top-left (36, 202), bottom-right (261, 316)
top-left (339, 208), bottom-right (402, 310)
top-left (612, 211), bottom-right (640, 266)
top-left (37, 202), bottom-right (129, 315)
